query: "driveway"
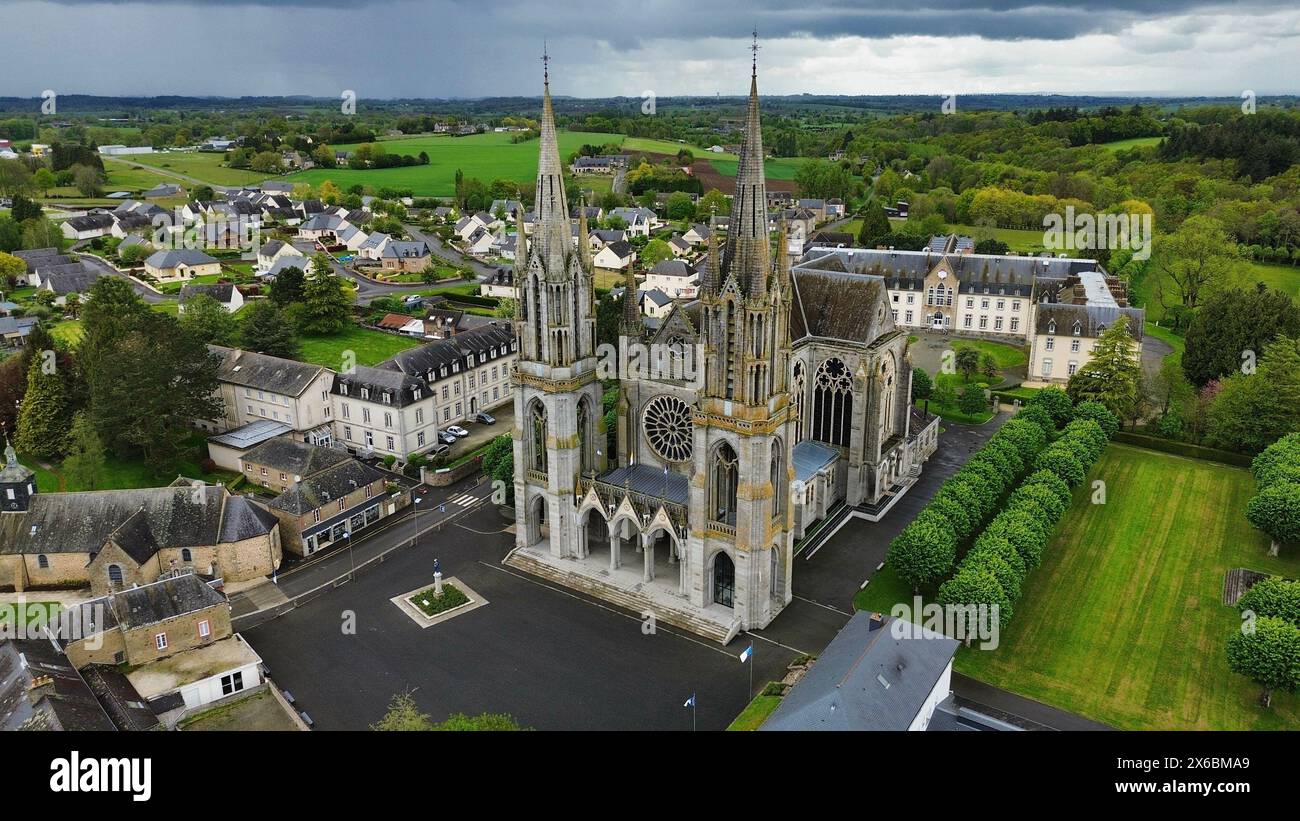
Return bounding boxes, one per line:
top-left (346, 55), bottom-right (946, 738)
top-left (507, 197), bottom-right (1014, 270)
top-left (77, 252), bottom-right (168, 304)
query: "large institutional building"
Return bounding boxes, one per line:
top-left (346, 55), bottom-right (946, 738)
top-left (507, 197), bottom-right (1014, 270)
top-left (506, 55), bottom-right (938, 643)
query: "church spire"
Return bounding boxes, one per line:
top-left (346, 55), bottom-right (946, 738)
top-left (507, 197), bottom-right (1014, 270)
top-left (722, 31), bottom-right (769, 297)
top-left (534, 43), bottom-right (570, 275)
top-left (621, 262), bottom-right (641, 335)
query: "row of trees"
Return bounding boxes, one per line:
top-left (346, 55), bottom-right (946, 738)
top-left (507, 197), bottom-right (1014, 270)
top-left (937, 404), bottom-right (1119, 636)
top-left (1229, 575), bottom-right (1300, 708)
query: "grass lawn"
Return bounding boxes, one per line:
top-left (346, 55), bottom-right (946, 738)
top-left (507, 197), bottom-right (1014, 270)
top-left (1144, 321), bottom-right (1185, 366)
top-left (918, 372), bottom-right (998, 424)
top-left (621, 137), bottom-right (733, 159)
top-left (297, 324), bottom-right (422, 369)
top-left (120, 151), bottom-right (270, 187)
top-left (953, 339), bottom-right (1027, 369)
top-left (726, 691), bottom-right (783, 730)
top-left (22, 432), bottom-right (240, 493)
top-left (955, 444), bottom-right (1300, 730)
top-left (285, 130), bottom-right (625, 197)
top-left (50, 319), bottom-right (84, 345)
top-left (706, 156), bottom-right (805, 181)
top-left (1135, 260), bottom-right (1299, 324)
top-left (1242, 260), bottom-right (1300, 302)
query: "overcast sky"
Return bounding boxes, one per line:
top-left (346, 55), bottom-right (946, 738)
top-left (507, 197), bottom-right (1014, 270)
top-left (6, 0), bottom-right (1299, 99)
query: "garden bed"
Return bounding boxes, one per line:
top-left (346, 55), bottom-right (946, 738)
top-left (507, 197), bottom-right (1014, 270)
top-left (408, 583), bottom-right (470, 617)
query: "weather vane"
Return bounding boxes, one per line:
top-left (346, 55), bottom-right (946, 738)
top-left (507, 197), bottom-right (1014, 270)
top-left (750, 30), bottom-right (759, 76)
top-left (542, 42), bottom-right (550, 85)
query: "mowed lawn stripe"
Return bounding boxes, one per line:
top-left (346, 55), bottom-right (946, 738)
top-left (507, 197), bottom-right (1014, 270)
top-left (955, 444), bottom-right (1300, 730)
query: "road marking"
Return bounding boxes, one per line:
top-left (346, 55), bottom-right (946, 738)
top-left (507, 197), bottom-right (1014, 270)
top-left (478, 562), bottom-right (742, 660)
top-left (792, 595), bottom-right (853, 618)
top-left (744, 630), bottom-right (811, 657)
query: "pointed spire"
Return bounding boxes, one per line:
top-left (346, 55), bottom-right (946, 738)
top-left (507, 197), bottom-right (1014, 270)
top-left (703, 208), bottom-right (721, 295)
top-left (722, 33), bottom-right (769, 297)
top-left (534, 44), bottom-right (569, 274)
top-left (577, 195), bottom-right (592, 270)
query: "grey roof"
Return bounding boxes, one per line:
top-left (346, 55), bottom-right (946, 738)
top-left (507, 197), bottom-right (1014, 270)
top-left (790, 267), bottom-right (892, 344)
top-left (381, 240), bottom-right (430, 259)
top-left (265, 256), bottom-right (310, 278)
top-left (0, 315), bottom-right (38, 337)
top-left (380, 322), bottom-right (514, 380)
top-left (179, 282), bottom-right (236, 303)
top-left (1035, 303), bottom-right (1145, 341)
top-left (793, 440), bottom-right (839, 482)
top-left (603, 240), bottom-right (634, 259)
top-left (762, 612), bottom-right (959, 731)
top-left (42, 268), bottom-right (102, 295)
top-left (13, 247), bottom-right (62, 262)
top-left (269, 460), bottom-right (391, 516)
top-left (596, 463), bottom-right (689, 506)
top-left (0, 636), bottom-right (116, 732)
top-left (103, 572), bottom-right (226, 631)
top-left (0, 484), bottom-right (275, 558)
top-left (143, 183), bottom-right (182, 197)
top-left (145, 248), bottom-right (219, 269)
top-left (80, 667), bottom-right (160, 731)
top-left (800, 247), bottom-right (1098, 298)
top-left (334, 364), bottom-right (429, 408)
top-left (64, 213), bottom-right (115, 232)
top-left (641, 288), bottom-right (672, 307)
top-left (241, 438), bottom-right (351, 478)
top-left (259, 239), bottom-right (287, 257)
top-left (650, 259), bottom-right (696, 279)
top-left (210, 345), bottom-right (327, 396)
top-left (207, 420), bottom-right (292, 450)
top-left (28, 254), bottom-right (77, 271)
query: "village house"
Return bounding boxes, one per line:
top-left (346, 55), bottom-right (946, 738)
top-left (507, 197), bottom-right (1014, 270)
top-left (60, 212), bottom-right (116, 241)
top-left (333, 365), bottom-right (442, 459)
top-left (266, 457), bottom-right (410, 557)
top-left (202, 346), bottom-right (335, 446)
top-left (179, 281), bottom-right (244, 313)
top-left (380, 240), bottom-right (433, 273)
top-left (593, 239), bottom-right (636, 271)
top-left (144, 248), bottom-right (221, 283)
top-left (641, 258), bottom-right (699, 299)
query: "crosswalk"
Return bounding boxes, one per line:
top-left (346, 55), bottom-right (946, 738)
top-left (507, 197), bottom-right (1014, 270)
top-left (447, 493), bottom-right (481, 508)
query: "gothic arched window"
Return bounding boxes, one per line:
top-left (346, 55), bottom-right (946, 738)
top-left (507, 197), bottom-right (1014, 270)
top-left (529, 401), bottom-right (547, 473)
top-left (792, 361), bottom-right (806, 443)
top-left (770, 438), bottom-right (786, 515)
top-left (576, 396), bottom-right (592, 473)
top-left (812, 358), bottom-right (854, 447)
top-left (710, 442), bottom-right (739, 525)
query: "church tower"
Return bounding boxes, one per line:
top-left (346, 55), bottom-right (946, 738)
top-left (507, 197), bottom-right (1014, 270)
top-left (689, 37), bottom-right (797, 628)
top-left (512, 51), bottom-right (606, 558)
top-left (0, 440), bottom-right (36, 513)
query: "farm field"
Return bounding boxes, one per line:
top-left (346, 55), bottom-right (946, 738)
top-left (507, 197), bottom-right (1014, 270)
top-left (621, 137), bottom-right (735, 159)
top-left (120, 151), bottom-right (273, 187)
top-left (1135, 259), bottom-right (1299, 323)
top-left (285, 130), bottom-right (625, 196)
top-left (706, 156), bottom-right (804, 180)
top-left (1096, 136), bottom-right (1164, 151)
top-left (955, 444), bottom-right (1300, 730)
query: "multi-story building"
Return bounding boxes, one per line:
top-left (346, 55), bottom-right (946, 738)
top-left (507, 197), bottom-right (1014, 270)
top-left (266, 457), bottom-right (410, 556)
top-left (332, 365), bottom-right (440, 459)
top-left (1027, 270), bottom-right (1144, 384)
top-left (204, 346), bottom-right (335, 445)
top-left (377, 322), bottom-right (517, 428)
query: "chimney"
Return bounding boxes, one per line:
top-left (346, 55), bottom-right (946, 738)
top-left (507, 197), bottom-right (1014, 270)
top-left (27, 674), bottom-right (55, 705)
top-left (868, 612), bottom-right (885, 631)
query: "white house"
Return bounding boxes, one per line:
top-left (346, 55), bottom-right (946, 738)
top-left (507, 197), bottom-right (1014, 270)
top-left (642, 259), bottom-right (699, 299)
top-left (179, 281), bottom-right (245, 313)
top-left (144, 248), bottom-right (222, 283)
top-left (593, 239), bottom-right (636, 271)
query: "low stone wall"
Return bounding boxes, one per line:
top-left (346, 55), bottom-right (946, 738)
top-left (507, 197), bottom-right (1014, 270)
top-left (426, 457), bottom-right (483, 487)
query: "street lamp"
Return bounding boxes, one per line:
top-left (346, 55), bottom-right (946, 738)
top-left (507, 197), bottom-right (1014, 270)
top-left (411, 493), bottom-right (423, 549)
top-left (344, 529), bottom-right (354, 581)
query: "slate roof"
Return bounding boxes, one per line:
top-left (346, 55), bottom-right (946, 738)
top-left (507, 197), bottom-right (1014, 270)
top-left (64, 213), bottom-right (115, 232)
top-left (334, 364), bottom-right (429, 408)
top-left (1034, 304), bottom-right (1145, 341)
top-left (265, 256), bottom-right (310, 278)
top-left (13, 247), bottom-right (62, 262)
top-left (269, 460), bottom-right (391, 516)
top-left (790, 267), bottom-right (892, 344)
top-left (42, 268), bottom-right (102, 295)
top-left (105, 571), bottom-right (227, 631)
top-left (381, 240), bottom-right (430, 259)
top-left (0, 484), bottom-right (275, 558)
top-left (595, 463), bottom-right (689, 506)
top-left (207, 420), bottom-right (292, 450)
top-left (793, 440), bottom-right (839, 482)
top-left (800, 247), bottom-right (1099, 299)
top-left (209, 345), bottom-right (328, 396)
top-left (379, 322), bottom-right (514, 381)
top-left (241, 438), bottom-right (351, 478)
top-left (259, 239), bottom-right (287, 257)
top-left (0, 636), bottom-right (116, 732)
top-left (762, 612), bottom-right (959, 731)
top-left (146, 248), bottom-right (219, 269)
top-left (80, 667), bottom-right (160, 731)
top-left (649, 259), bottom-right (697, 279)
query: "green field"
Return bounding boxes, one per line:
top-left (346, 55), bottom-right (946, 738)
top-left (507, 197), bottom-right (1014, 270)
top-left (1096, 136), bottom-right (1163, 152)
top-left (285, 130), bottom-right (625, 197)
top-left (121, 151), bottom-right (272, 187)
top-left (1136, 260), bottom-right (1299, 324)
top-left (297, 324), bottom-right (423, 369)
top-left (706, 157), bottom-right (805, 181)
top-left (953, 339), bottom-right (1028, 369)
top-left (955, 444), bottom-right (1300, 730)
top-left (621, 137), bottom-right (734, 159)
top-left (1242, 260), bottom-right (1300, 302)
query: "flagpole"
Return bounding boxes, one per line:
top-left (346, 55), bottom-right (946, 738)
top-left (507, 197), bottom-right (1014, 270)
top-left (692, 694), bottom-right (696, 732)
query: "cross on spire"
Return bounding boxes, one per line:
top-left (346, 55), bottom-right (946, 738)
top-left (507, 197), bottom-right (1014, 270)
top-left (542, 42), bottom-right (550, 85)
top-left (750, 30), bottom-right (759, 77)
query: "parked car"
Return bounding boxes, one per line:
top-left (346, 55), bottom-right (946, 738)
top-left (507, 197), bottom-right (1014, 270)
top-left (427, 443), bottom-right (450, 458)
top-left (438, 431), bottom-right (458, 445)
top-left (474, 412), bottom-right (496, 425)
top-left (446, 425), bottom-right (470, 438)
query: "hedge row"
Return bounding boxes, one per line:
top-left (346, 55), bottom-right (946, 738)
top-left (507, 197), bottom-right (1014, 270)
top-left (936, 405), bottom-right (1118, 632)
top-left (1113, 431), bottom-right (1254, 467)
top-left (1245, 433), bottom-right (1300, 552)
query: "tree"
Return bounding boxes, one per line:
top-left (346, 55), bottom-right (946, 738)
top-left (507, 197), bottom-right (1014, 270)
top-left (21, 217), bottom-right (61, 250)
top-left (1252, 434), bottom-right (1300, 489)
top-left (697, 189), bottom-right (730, 218)
top-left (957, 385), bottom-right (986, 416)
top-left (664, 191), bottom-right (696, 221)
top-left (1071, 401), bottom-right (1120, 439)
top-left (0, 159), bottom-right (33, 197)
top-left (0, 251), bottom-right (25, 284)
top-left (1226, 616), bottom-right (1300, 707)
top-left (887, 511), bottom-right (956, 592)
top-left (481, 434), bottom-right (514, 504)
top-left (955, 346), bottom-right (980, 380)
top-left (62, 411), bottom-right (106, 491)
top-left (910, 367), bottom-right (932, 402)
top-left (1034, 444), bottom-right (1086, 487)
top-left (1154, 215), bottom-right (1240, 312)
top-left (300, 256), bottom-right (352, 335)
top-left (640, 238), bottom-right (673, 269)
top-left (371, 691), bottom-right (433, 730)
top-left (10, 194), bottom-right (42, 223)
top-left (794, 158), bottom-right (852, 201)
top-left (493, 298), bottom-right (517, 319)
top-left (937, 565), bottom-right (1013, 634)
top-left (1246, 482), bottom-right (1300, 557)
top-left (978, 352), bottom-right (999, 382)
top-left (1026, 387), bottom-right (1073, 428)
top-left (1065, 315), bottom-right (1141, 420)
top-left (179, 294), bottom-right (239, 346)
top-left (15, 355), bottom-right (70, 459)
top-left (1182, 286), bottom-right (1300, 387)
top-left (268, 265), bottom-right (306, 306)
top-left (1206, 336), bottom-right (1300, 453)
top-left (240, 300), bottom-right (301, 358)
top-left (856, 200), bottom-right (892, 246)
top-left (33, 167), bottom-right (55, 197)
top-left (431, 713), bottom-right (522, 731)
top-left (1237, 577), bottom-right (1300, 626)
top-left (72, 164), bottom-right (104, 198)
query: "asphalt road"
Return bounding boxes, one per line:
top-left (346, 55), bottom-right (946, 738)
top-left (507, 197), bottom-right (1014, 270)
top-left (245, 500), bottom-right (792, 730)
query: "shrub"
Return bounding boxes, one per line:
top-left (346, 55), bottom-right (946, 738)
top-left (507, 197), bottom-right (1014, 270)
top-left (1237, 577), bottom-right (1300, 626)
top-left (994, 418), bottom-right (1048, 461)
top-left (1245, 482), bottom-right (1300, 549)
top-left (1020, 469), bottom-right (1072, 510)
top-left (982, 436), bottom-right (1025, 476)
top-left (935, 479), bottom-right (986, 526)
top-left (970, 532), bottom-right (1028, 578)
top-left (944, 473), bottom-right (995, 522)
top-left (968, 448), bottom-right (1018, 484)
top-left (887, 511), bottom-right (957, 592)
top-left (928, 493), bottom-right (974, 541)
top-left (1027, 386), bottom-right (1073, 428)
top-left (1225, 615), bottom-right (1300, 706)
top-left (1035, 445), bottom-right (1086, 487)
top-left (957, 459), bottom-right (1007, 499)
top-left (1072, 401), bottom-right (1119, 438)
top-left (1252, 433), bottom-right (1300, 482)
top-left (985, 511), bottom-right (1048, 570)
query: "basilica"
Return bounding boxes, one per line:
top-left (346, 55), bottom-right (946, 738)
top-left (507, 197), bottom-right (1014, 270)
top-left (505, 53), bottom-right (939, 643)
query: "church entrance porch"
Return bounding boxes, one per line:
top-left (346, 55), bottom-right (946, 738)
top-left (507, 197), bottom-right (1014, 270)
top-left (506, 537), bottom-right (738, 643)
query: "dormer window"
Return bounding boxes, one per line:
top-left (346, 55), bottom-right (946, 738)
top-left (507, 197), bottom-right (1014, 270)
top-left (1073, 321), bottom-right (1083, 336)
top-left (1047, 320), bottom-right (1057, 334)
top-left (382, 392), bottom-right (391, 405)
top-left (339, 383), bottom-right (349, 396)
top-left (361, 387), bottom-right (370, 400)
